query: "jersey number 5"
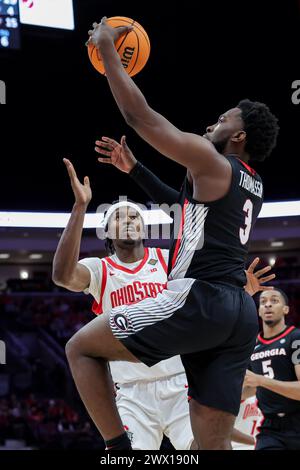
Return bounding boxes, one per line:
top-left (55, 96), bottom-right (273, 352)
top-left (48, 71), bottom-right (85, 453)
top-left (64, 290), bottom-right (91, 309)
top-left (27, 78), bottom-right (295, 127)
top-left (262, 359), bottom-right (275, 379)
top-left (240, 199), bottom-right (253, 245)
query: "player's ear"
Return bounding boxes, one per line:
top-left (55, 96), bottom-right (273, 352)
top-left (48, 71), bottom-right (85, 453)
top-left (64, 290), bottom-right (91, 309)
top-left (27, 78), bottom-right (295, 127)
top-left (231, 130), bottom-right (246, 143)
top-left (283, 306), bottom-right (289, 315)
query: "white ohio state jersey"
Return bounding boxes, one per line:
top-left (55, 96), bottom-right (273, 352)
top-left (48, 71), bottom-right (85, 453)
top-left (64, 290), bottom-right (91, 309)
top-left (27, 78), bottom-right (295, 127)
top-left (79, 247), bottom-right (185, 384)
top-left (233, 396), bottom-right (263, 449)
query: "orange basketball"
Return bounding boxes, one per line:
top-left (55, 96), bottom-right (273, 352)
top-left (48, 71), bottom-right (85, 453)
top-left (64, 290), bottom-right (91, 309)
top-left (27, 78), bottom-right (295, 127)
top-left (87, 16), bottom-right (150, 77)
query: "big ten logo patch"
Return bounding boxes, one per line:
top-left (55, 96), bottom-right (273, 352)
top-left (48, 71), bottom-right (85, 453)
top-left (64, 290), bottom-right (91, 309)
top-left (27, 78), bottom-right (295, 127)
top-left (148, 259), bottom-right (158, 272)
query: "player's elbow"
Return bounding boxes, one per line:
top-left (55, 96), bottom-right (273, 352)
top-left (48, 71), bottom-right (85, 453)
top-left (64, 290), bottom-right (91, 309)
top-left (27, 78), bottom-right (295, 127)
top-left (52, 270), bottom-right (84, 293)
top-left (123, 103), bottom-right (152, 129)
top-left (52, 272), bottom-right (64, 287)
top-left (123, 111), bottom-right (138, 127)
top-left (52, 268), bottom-right (69, 288)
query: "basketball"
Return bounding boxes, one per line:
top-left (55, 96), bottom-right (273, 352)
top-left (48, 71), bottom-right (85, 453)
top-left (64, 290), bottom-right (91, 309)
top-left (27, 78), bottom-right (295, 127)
top-left (87, 16), bottom-right (150, 77)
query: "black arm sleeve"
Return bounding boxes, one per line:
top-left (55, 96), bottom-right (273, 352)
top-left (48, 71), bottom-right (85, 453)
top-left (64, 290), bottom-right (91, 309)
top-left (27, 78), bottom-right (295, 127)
top-left (129, 161), bottom-right (180, 205)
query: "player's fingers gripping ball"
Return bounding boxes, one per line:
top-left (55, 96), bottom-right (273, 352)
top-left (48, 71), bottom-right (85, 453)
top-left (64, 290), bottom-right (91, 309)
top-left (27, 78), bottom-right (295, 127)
top-left (87, 16), bottom-right (150, 77)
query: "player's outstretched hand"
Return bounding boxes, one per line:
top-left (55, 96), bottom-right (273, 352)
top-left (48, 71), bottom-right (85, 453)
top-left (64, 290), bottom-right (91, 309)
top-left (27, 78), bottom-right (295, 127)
top-left (95, 135), bottom-right (137, 174)
top-left (87, 17), bottom-right (133, 49)
top-left (244, 257), bottom-right (276, 297)
top-left (63, 158), bottom-right (92, 207)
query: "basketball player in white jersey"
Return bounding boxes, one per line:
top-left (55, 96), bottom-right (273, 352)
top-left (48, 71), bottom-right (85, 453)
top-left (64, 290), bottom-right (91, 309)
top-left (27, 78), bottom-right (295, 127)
top-left (52, 158), bottom-right (274, 450)
top-left (79, 202), bottom-right (194, 450)
top-left (232, 396), bottom-right (263, 450)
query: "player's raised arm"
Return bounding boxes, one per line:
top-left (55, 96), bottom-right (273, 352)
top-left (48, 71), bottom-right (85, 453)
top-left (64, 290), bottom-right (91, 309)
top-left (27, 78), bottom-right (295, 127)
top-left (88, 19), bottom-right (227, 176)
top-left (52, 159), bottom-right (92, 292)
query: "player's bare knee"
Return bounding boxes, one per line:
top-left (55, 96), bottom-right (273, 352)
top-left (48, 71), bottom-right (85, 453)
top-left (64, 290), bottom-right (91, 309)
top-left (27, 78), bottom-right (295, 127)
top-left (65, 332), bottom-right (84, 362)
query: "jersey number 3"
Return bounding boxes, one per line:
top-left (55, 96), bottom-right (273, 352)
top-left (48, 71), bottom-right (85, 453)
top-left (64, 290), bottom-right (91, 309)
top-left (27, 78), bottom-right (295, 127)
top-left (240, 199), bottom-right (253, 245)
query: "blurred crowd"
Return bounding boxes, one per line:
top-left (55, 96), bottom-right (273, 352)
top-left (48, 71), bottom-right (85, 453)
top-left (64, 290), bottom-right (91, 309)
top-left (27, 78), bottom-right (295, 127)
top-left (1, 294), bottom-right (93, 345)
top-left (0, 281), bottom-right (299, 449)
top-left (0, 394), bottom-right (103, 449)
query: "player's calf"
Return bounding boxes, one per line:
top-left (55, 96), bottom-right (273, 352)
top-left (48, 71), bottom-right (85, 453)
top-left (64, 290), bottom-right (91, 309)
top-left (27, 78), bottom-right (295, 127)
top-left (64, 315), bottom-right (139, 445)
top-left (189, 400), bottom-right (235, 450)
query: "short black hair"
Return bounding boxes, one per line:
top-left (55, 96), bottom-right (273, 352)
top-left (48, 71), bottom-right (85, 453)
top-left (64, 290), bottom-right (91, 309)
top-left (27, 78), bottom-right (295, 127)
top-left (237, 99), bottom-right (279, 162)
top-left (259, 288), bottom-right (289, 306)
